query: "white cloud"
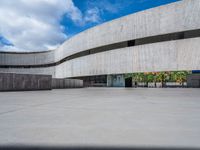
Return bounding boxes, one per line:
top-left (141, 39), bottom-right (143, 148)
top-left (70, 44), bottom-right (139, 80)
top-left (84, 7), bottom-right (101, 23)
top-left (64, 4), bottom-right (101, 26)
top-left (87, 0), bottom-right (121, 14)
top-left (0, 0), bottom-right (101, 52)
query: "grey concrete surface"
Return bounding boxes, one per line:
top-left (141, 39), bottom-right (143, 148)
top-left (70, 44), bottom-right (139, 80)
top-left (52, 78), bottom-right (83, 89)
top-left (187, 74), bottom-right (200, 88)
top-left (0, 73), bottom-right (83, 91)
top-left (0, 73), bottom-right (52, 91)
top-left (0, 88), bottom-right (200, 148)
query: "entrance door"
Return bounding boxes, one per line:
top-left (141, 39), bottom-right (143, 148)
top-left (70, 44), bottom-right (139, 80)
top-left (125, 77), bottom-right (132, 87)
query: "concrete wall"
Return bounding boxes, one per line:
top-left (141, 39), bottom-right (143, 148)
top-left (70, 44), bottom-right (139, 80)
top-left (0, 0), bottom-right (199, 80)
top-left (0, 73), bottom-right (84, 91)
top-left (0, 73), bottom-right (52, 91)
top-left (2, 37), bottom-right (199, 79)
top-left (0, 50), bottom-right (55, 66)
top-left (187, 74), bottom-right (200, 88)
top-left (52, 79), bottom-right (83, 89)
top-left (55, 38), bottom-right (200, 78)
top-left (0, 67), bottom-right (55, 76)
top-left (55, 0), bottom-right (200, 61)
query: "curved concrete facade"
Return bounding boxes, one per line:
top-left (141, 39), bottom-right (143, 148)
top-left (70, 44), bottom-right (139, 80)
top-left (0, 0), bottom-right (200, 79)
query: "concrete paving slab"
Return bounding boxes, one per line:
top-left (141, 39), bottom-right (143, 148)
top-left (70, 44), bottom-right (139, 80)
top-left (0, 88), bottom-right (199, 148)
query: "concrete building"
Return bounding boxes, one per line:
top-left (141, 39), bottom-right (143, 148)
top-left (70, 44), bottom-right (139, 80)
top-left (0, 0), bottom-right (200, 87)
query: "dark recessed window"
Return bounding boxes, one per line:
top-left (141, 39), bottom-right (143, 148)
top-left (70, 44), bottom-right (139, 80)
top-left (128, 40), bottom-right (135, 47)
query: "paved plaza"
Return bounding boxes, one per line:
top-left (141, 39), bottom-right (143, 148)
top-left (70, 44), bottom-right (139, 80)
top-left (0, 88), bottom-right (200, 148)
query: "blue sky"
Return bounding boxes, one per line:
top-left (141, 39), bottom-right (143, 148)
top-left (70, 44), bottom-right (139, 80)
top-left (62, 0), bottom-right (180, 36)
top-left (0, 0), bottom-right (179, 51)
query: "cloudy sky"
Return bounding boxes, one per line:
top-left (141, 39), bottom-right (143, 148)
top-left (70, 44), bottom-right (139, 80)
top-left (0, 0), bottom-right (179, 52)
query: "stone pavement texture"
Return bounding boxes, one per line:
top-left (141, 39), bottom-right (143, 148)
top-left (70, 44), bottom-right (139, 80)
top-left (0, 88), bottom-right (199, 148)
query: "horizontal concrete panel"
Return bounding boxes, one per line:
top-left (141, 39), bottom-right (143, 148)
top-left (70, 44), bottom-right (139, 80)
top-left (55, 0), bottom-right (200, 61)
top-left (0, 67), bottom-right (55, 76)
top-left (0, 50), bottom-right (55, 66)
top-left (1, 38), bottom-right (200, 78)
top-left (54, 38), bottom-right (200, 78)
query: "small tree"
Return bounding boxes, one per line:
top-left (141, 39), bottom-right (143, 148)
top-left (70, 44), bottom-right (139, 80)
top-left (155, 72), bottom-right (169, 87)
top-left (132, 73), bottom-right (145, 87)
top-left (174, 71), bottom-right (188, 86)
top-left (146, 72), bottom-right (155, 87)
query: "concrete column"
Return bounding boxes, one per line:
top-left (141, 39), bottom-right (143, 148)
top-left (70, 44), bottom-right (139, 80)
top-left (107, 75), bottom-right (112, 87)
